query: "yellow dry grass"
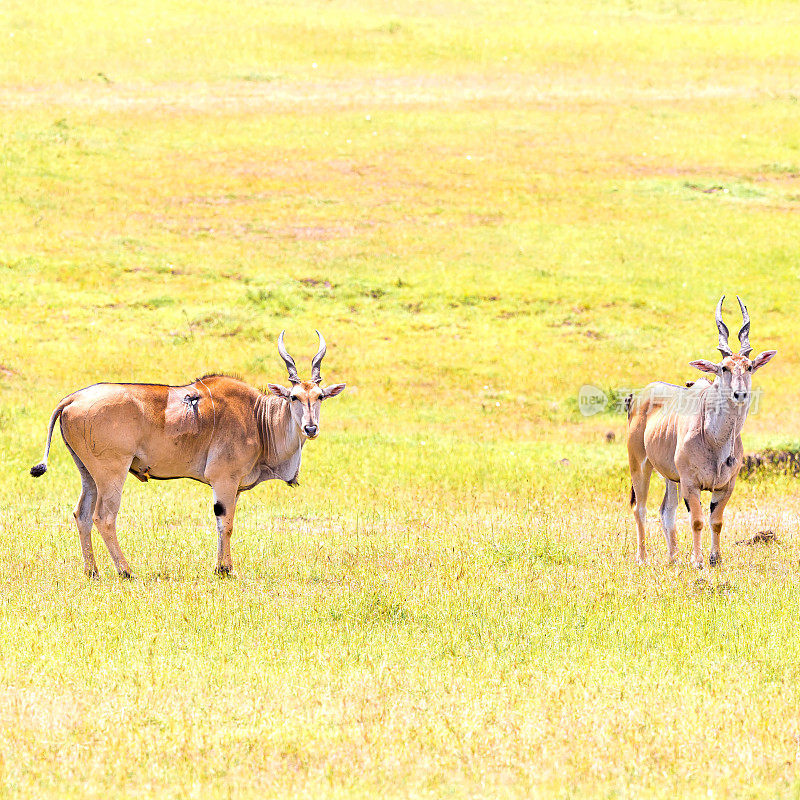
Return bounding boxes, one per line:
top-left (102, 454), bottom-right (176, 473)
top-left (2, 0), bottom-right (800, 797)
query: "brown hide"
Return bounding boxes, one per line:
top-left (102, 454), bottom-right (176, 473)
top-left (31, 373), bottom-right (340, 577)
top-left (59, 377), bottom-right (268, 486)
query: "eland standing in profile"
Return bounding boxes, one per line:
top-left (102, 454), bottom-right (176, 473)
top-left (626, 297), bottom-right (776, 568)
top-left (30, 331), bottom-right (345, 578)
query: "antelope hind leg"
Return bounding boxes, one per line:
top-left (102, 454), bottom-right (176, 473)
top-left (659, 479), bottom-right (680, 564)
top-left (630, 460), bottom-right (653, 565)
top-left (75, 478), bottom-right (99, 578)
top-left (64, 441), bottom-right (100, 578)
top-left (92, 469), bottom-right (134, 578)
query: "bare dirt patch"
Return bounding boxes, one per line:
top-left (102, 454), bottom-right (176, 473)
top-left (0, 687), bottom-right (82, 732)
top-left (0, 75), bottom-right (771, 115)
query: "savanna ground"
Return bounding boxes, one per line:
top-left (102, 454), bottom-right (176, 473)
top-left (2, 1), bottom-right (800, 797)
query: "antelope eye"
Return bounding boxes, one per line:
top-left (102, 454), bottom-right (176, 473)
top-left (721, 366), bottom-right (729, 373)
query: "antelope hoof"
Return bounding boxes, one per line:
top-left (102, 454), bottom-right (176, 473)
top-left (691, 556), bottom-right (704, 570)
top-left (215, 565), bottom-right (234, 577)
top-left (85, 568), bottom-right (100, 580)
top-left (635, 554), bottom-right (647, 566)
top-left (709, 552), bottom-right (721, 567)
top-left (118, 570), bottom-right (134, 580)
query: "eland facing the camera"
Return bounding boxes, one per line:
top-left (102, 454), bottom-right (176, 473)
top-left (29, 331), bottom-right (345, 578)
top-left (626, 297), bottom-right (775, 568)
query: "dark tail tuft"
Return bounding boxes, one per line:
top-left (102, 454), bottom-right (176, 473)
top-left (630, 486), bottom-right (636, 507)
top-left (30, 463), bottom-right (47, 478)
top-left (624, 393), bottom-right (634, 419)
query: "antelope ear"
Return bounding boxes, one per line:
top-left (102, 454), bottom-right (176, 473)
top-left (689, 360), bottom-right (720, 375)
top-left (322, 383), bottom-right (346, 399)
top-left (751, 350), bottom-right (777, 371)
top-left (267, 383), bottom-right (291, 399)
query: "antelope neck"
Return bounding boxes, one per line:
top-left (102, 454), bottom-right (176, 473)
top-left (701, 380), bottom-right (748, 447)
top-left (255, 393), bottom-right (303, 466)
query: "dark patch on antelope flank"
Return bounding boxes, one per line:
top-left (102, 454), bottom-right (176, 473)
top-left (213, 501), bottom-right (225, 517)
top-left (183, 392), bottom-right (201, 408)
top-left (710, 501), bottom-right (718, 513)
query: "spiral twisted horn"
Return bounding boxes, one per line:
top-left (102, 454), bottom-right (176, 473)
top-left (277, 330), bottom-right (300, 384)
top-left (311, 330), bottom-right (326, 384)
top-left (715, 296), bottom-right (733, 357)
top-left (736, 296), bottom-right (753, 357)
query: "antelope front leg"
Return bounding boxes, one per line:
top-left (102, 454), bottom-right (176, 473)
top-left (709, 479), bottom-right (736, 567)
top-left (683, 488), bottom-right (705, 569)
top-left (210, 482), bottom-right (239, 576)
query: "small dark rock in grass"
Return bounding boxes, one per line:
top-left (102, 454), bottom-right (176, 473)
top-left (734, 530), bottom-right (776, 546)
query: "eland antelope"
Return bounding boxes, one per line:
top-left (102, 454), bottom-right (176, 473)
top-left (29, 331), bottom-right (345, 578)
top-left (626, 297), bottom-right (775, 568)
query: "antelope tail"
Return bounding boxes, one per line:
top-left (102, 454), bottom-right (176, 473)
top-left (30, 396), bottom-right (73, 477)
top-left (624, 393), bottom-right (634, 419)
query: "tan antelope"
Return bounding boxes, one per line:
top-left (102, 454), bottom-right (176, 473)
top-left (627, 297), bottom-right (775, 568)
top-left (30, 331), bottom-right (345, 578)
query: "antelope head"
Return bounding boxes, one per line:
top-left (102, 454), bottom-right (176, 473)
top-left (689, 296), bottom-right (776, 406)
top-left (267, 330), bottom-right (346, 439)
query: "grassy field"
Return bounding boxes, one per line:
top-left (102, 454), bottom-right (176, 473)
top-left (2, 1), bottom-right (800, 797)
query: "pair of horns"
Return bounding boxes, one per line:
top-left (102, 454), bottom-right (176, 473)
top-left (715, 295), bottom-right (752, 357)
top-left (277, 330), bottom-right (326, 384)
